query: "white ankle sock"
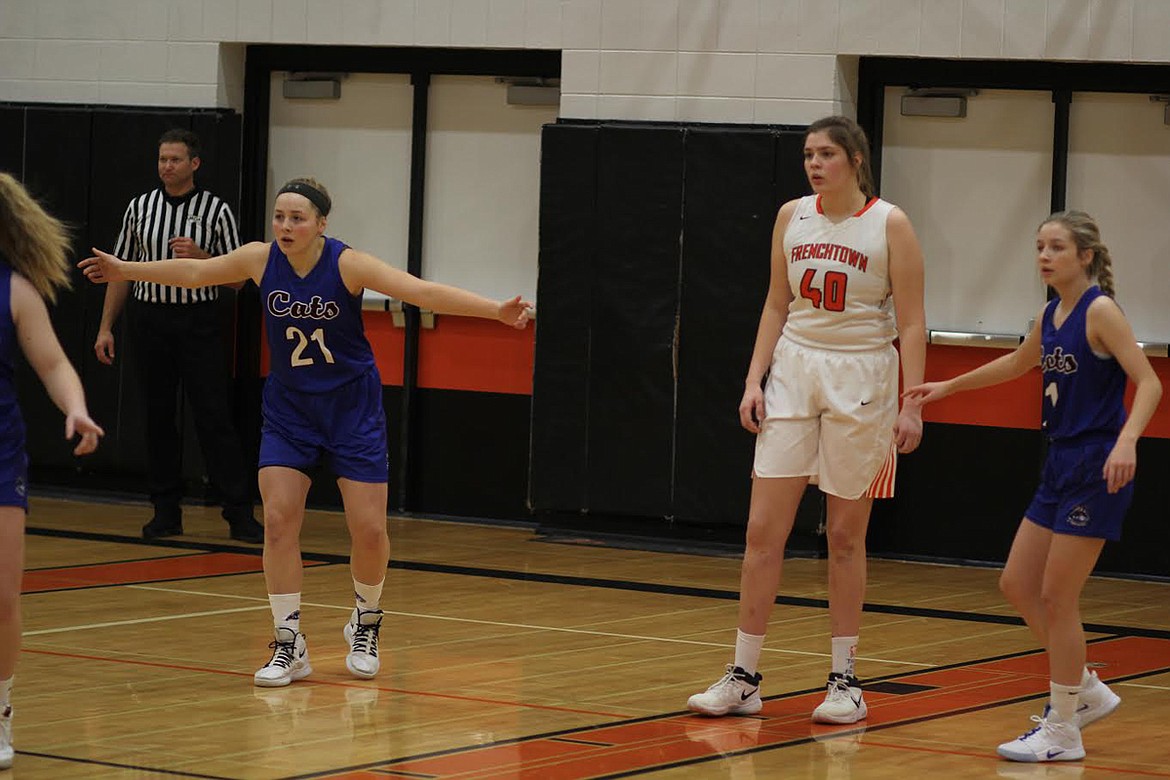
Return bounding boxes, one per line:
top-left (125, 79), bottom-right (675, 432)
top-left (353, 577), bottom-right (384, 611)
top-left (0, 677), bottom-right (10, 710)
top-left (832, 635), bottom-right (859, 678)
top-left (734, 630), bottom-right (765, 676)
top-left (269, 593), bottom-right (301, 633)
top-left (1050, 681), bottom-right (1081, 722)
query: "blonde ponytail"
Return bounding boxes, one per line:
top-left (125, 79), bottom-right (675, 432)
top-left (0, 173), bottom-right (72, 303)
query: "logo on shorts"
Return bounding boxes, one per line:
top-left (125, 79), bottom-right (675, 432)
top-left (14, 478), bottom-right (25, 497)
top-left (1067, 505), bottom-right (1090, 528)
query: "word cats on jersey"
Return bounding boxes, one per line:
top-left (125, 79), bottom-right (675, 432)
top-left (267, 291), bottom-right (340, 320)
top-left (1041, 346), bottom-right (1078, 375)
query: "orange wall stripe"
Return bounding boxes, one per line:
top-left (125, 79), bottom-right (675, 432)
top-left (920, 344), bottom-right (1042, 430)
top-left (920, 345), bottom-right (1170, 439)
top-left (416, 315), bottom-right (534, 395)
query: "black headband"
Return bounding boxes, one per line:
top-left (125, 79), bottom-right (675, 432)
top-left (277, 181), bottom-right (331, 216)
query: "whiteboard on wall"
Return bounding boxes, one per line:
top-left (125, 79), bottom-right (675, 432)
top-left (881, 88), bottom-right (1053, 336)
top-left (423, 76), bottom-right (556, 304)
top-left (1066, 92), bottom-right (1170, 344)
top-left (267, 72), bottom-right (413, 273)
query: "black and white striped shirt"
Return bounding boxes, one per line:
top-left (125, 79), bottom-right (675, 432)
top-left (113, 188), bottom-right (240, 304)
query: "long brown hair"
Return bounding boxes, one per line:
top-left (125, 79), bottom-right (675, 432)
top-left (806, 116), bottom-right (876, 198)
top-left (0, 173), bottom-right (72, 303)
top-left (1040, 210), bottom-right (1116, 298)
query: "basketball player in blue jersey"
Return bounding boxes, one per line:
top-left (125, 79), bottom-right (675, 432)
top-left (905, 211), bottom-right (1161, 763)
top-left (0, 173), bottom-right (104, 769)
top-left (687, 116), bottom-right (927, 724)
top-left (82, 176), bottom-right (530, 687)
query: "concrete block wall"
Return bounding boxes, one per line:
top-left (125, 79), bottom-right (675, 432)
top-left (0, 0), bottom-right (1167, 123)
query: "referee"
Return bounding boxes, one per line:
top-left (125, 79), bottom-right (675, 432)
top-left (94, 129), bottom-right (263, 543)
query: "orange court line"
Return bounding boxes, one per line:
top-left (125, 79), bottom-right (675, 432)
top-left (21, 552), bottom-right (326, 593)
top-left (356, 636), bottom-right (1170, 780)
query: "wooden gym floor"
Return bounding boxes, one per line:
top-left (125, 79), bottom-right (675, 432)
top-left (9, 495), bottom-right (1170, 779)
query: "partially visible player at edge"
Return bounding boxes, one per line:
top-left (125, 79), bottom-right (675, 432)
top-left (81, 177), bottom-right (530, 688)
top-left (0, 172), bottom-right (104, 770)
top-left (905, 210), bottom-right (1161, 763)
top-left (686, 115), bottom-right (927, 724)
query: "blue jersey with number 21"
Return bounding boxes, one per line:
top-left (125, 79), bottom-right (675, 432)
top-left (261, 236), bottom-right (378, 393)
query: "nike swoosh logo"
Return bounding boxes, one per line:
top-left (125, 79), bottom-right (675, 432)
top-left (1047, 748), bottom-right (1065, 759)
top-left (851, 695), bottom-right (863, 707)
top-left (1077, 704), bottom-right (1089, 712)
top-left (741, 688), bottom-right (758, 701)
top-left (799, 215), bottom-right (812, 220)
top-left (860, 400), bottom-right (871, 406)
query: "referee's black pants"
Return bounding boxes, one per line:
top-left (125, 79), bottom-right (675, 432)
top-left (132, 300), bottom-right (255, 525)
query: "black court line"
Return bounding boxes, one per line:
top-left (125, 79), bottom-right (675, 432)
top-left (277, 640), bottom-right (1170, 780)
top-left (25, 525), bottom-right (1170, 640)
top-left (24, 551), bottom-right (208, 572)
top-left (549, 737), bottom-right (618, 747)
top-left (14, 749), bottom-right (234, 779)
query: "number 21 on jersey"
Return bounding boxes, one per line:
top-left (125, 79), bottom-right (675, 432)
top-left (799, 269), bottom-right (848, 312)
top-left (287, 326), bottom-right (335, 366)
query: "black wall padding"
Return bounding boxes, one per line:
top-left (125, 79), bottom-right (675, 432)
top-left (191, 112), bottom-right (242, 210)
top-left (412, 389), bottom-right (530, 519)
top-left (673, 129), bottom-right (776, 523)
top-left (587, 126), bottom-right (685, 517)
top-left (84, 110), bottom-right (194, 481)
top-left (1092, 437), bottom-right (1170, 578)
top-left (530, 124), bottom-right (597, 511)
top-left (867, 423), bottom-right (1041, 562)
top-left (17, 109), bottom-right (94, 470)
top-left (0, 108), bottom-right (24, 177)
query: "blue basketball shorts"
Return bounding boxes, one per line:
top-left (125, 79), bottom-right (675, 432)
top-left (1025, 436), bottom-right (1131, 541)
top-left (0, 437), bottom-right (28, 509)
top-left (259, 369), bottom-right (389, 483)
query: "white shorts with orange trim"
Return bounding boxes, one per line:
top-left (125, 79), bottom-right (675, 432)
top-left (753, 337), bottom-right (899, 500)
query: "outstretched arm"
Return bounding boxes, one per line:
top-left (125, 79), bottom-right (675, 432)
top-left (339, 249), bottom-right (531, 328)
top-left (80, 242), bottom-right (269, 289)
top-left (11, 275), bottom-right (103, 455)
top-left (904, 309), bottom-right (1044, 405)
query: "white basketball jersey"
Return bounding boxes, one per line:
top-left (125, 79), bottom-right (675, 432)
top-left (781, 194), bottom-right (896, 351)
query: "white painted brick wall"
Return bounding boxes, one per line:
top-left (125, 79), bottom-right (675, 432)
top-left (0, 0), bottom-right (1165, 122)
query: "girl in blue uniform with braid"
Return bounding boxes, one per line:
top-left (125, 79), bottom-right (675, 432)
top-left (83, 177), bottom-right (530, 687)
top-left (905, 211), bottom-right (1162, 764)
top-left (0, 173), bottom-right (104, 769)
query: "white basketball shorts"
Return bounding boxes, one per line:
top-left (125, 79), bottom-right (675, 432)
top-left (753, 336), bottom-right (899, 500)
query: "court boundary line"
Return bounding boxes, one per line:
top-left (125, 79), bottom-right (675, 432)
top-left (123, 585), bottom-right (931, 667)
top-left (25, 526), bottom-right (1170, 640)
top-left (11, 749), bottom-right (234, 779)
top-left (24, 551), bottom-right (206, 571)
